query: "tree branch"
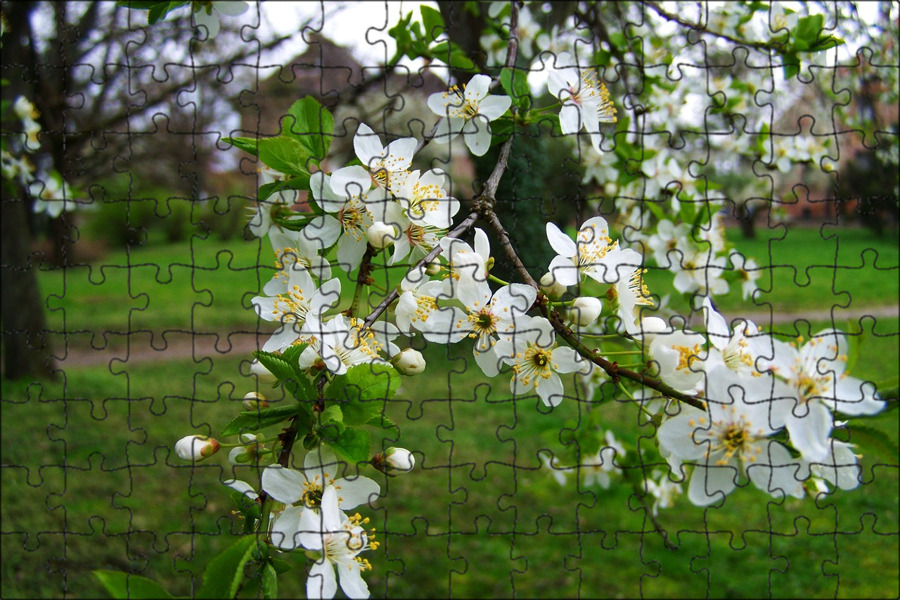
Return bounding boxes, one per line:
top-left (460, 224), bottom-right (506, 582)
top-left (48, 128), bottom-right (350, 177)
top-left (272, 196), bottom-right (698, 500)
top-left (642, 1), bottom-right (787, 53)
top-left (361, 211), bottom-right (479, 331)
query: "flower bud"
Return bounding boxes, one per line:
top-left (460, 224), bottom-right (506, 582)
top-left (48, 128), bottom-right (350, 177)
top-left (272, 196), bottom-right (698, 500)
top-left (392, 348), bottom-right (426, 375)
top-left (372, 447), bottom-right (415, 475)
top-left (242, 392), bottom-right (269, 411)
top-left (384, 447), bottom-right (415, 472)
top-left (249, 359), bottom-right (277, 384)
top-left (424, 259), bottom-right (442, 276)
top-left (569, 297), bottom-right (603, 326)
top-left (366, 221), bottom-right (398, 249)
top-left (228, 434), bottom-right (260, 465)
top-left (174, 435), bottom-right (219, 461)
top-left (540, 272), bottom-right (567, 299)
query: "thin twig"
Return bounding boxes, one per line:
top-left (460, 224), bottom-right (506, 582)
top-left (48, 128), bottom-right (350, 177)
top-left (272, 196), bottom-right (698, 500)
top-left (361, 211), bottom-right (479, 330)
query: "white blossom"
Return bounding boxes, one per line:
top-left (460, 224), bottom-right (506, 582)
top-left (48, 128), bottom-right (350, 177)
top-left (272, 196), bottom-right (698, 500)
top-left (494, 316), bottom-right (589, 407)
top-left (547, 52), bottom-right (617, 153)
top-left (546, 217), bottom-right (641, 287)
top-left (428, 74), bottom-right (511, 156)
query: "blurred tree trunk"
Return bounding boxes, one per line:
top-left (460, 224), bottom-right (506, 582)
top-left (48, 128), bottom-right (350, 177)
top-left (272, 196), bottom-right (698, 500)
top-left (0, 1), bottom-right (57, 379)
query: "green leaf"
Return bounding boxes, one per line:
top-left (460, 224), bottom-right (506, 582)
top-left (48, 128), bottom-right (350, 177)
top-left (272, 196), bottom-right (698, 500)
top-left (449, 48), bottom-right (476, 71)
top-left (429, 40), bottom-right (451, 58)
top-left (281, 97), bottom-right (334, 162)
top-left (320, 404), bottom-right (344, 425)
top-left (420, 5), bottom-right (444, 43)
top-left (261, 563), bottom-right (278, 599)
top-left (222, 136), bottom-right (259, 156)
top-left (256, 136), bottom-right (314, 178)
top-left (279, 343), bottom-right (309, 367)
top-left (366, 414), bottom-right (400, 435)
top-left (790, 14), bottom-right (824, 52)
top-left (253, 350), bottom-right (297, 383)
top-left (93, 570), bottom-right (174, 599)
top-left (258, 175), bottom-right (312, 202)
top-left (221, 405), bottom-right (302, 437)
top-left (270, 557), bottom-right (293, 575)
top-left (500, 67), bottom-right (530, 111)
top-left (197, 536), bottom-right (257, 600)
top-left (321, 425), bottom-right (371, 464)
top-left (781, 52), bottom-right (800, 80)
top-left (325, 364), bottom-right (400, 426)
top-left (850, 424), bottom-right (900, 463)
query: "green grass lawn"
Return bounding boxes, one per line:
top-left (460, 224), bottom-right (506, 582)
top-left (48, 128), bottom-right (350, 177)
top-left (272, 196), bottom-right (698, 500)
top-left (3, 226), bottom-right (898, 599)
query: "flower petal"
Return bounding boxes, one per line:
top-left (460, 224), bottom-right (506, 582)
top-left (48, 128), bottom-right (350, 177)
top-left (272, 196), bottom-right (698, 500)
top-left (261, 465), bottom-right (305, 504)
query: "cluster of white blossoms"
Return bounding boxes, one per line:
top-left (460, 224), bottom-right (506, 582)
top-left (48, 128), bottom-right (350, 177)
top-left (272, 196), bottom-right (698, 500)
top-left (650, 300), bottom-right (885, 505)
top-left (169, 40), bottom-right (890, 596)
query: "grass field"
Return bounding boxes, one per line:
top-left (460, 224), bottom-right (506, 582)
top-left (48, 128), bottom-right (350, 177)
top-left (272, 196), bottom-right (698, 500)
top-left (2, 225), bottom-right (898, 599)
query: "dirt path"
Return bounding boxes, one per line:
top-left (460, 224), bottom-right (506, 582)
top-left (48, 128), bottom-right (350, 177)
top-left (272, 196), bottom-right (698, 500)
top-left (48, 305), bottom-right (899, 369)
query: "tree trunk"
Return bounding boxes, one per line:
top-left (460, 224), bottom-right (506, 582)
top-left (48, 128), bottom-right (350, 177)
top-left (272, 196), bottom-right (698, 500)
top-left (735, 201), bottom-right (757, 239)
top-left (1, 1), bottom-right (57, 379)
top-left (1, 196), bottom-right (58, 380)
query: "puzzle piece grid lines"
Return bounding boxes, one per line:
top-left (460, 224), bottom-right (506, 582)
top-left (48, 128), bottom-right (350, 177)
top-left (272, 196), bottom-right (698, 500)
top-left (1, 2), bottom-right (898, 599)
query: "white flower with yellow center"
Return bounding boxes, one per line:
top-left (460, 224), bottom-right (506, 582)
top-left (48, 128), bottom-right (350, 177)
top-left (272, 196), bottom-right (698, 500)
top-left (251, 264), bottom-right (341, 353)
top-left (428, 74), bottom-right (511, 156)
top-left (301, 315), bottom-right (398, 376)
top-left (428, 279), bottom-right (535, 377)
top-left (353, 123), bottom-right (416, 193)
top-left (702, 298), bottom-right (769, 376)
top-left (440, 229), bottom-right (492, 285)
top-left (395, 266), bottom-right (453, 341)
top-left (298, 486), bottom-right (378, 599)
top-left (729, 251), bottom-right (760, 301)
top-left (494, 316), bottom-right (588, 407)
top-left (547, 52), bottom-right (617, 154)
top-left (261, 447), bottom-right (379, 554)
top-left (546, 217), bottom-right (641, 287)
top-left (394, 168), bottom-right (460, 230)
top-left (648, 329), bottom-right (708, 393)
top-left (305, 167), bottom-right (388, 274)
top-left (267, 227), bottom-right (332, 283)
top-left (386, 201), bottom-right (446, 267)
top-left (761, 330), bottom-right (884, 462)
top-left (658, 364), bottom-right (802, 506)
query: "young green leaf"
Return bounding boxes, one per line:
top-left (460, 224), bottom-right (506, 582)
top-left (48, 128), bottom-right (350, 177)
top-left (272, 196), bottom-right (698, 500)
top-left (92, 570), bottom-right (174, 600)
top-left (253, 350), bottom-right (297, 383)
top-left (222, 136), bottom-right (259, 156)
top-left (500, 67), bottom-right (530, 110)
top-left (325, 364), bottom-right (400, 426)
top-left (281, 97), bottom-right (334, 162)
top-left (222, 405), bottom-right (304, 437)
top-left (322, 426), bottom-right (371, 464)
top-left (258, 175), bottom-right (312, 202)
top-left (197, 536), bottom-right (257, 599)
top-left (420, 5), bottom-right (444, 44)
top-left (261, 563), bottom-right (278, 599)
top-left (256, 136), bottom-right (314, 178)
